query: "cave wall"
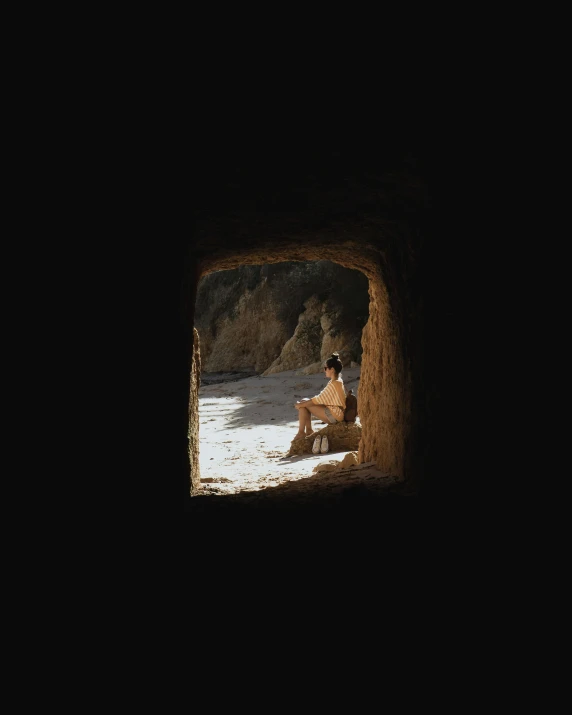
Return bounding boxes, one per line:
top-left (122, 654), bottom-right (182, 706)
top-left (188, 327), bottom-right (201, 492)
top-left (184, 147), bottom-right (432, 506)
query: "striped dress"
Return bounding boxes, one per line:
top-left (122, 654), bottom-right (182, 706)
top-left (310, 377), bottom-right (346, 421)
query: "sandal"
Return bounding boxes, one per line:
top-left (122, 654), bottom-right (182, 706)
top-left (320, 436), bottom-right (329, 454)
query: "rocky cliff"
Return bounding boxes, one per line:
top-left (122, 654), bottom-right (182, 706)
top-left (194, 261), bottom-right (369, 374)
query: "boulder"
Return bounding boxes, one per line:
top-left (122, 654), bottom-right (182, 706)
top-left (313, 461), bottom-right (340, 473)
top-left (287, 421), bottom-right (362, 456)
top-left (340, 451), bottom-right (359, 469)
top-left (311, 452), bottom-right (359, 473)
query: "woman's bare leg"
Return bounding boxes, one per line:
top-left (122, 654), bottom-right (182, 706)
top-left (293, 402), bottom-right (334, 440)
top-left (294, 407), bottom-right (310, 439)
top-left (294, 409), bottom-right (305, 438)
top-left (305, 403), bottom-right (332, 424)
top-left (301, 407), bottom-right (314, 435)
top-left (294, 406), bottom-right (314, 439)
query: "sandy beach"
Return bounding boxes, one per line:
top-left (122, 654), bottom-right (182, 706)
top-left (192, 367), bottom-right (411, 507)
top-left (197, 367), bottom-right (361, 494)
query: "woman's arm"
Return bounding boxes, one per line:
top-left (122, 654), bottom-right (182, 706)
top-left (309, 385), bottom-right (330, 405)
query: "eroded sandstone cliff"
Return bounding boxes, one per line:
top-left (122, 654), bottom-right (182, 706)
top-left (194, 261), bottom-right (369, 374)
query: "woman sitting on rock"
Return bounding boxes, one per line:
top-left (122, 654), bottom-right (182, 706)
top-left (293, 352), bottom-right (346, 441)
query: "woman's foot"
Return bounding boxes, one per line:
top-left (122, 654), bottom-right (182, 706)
top-left (305, 431), bottom-right (317, 439)
top-left (293, 431), bottom-right (306, 441)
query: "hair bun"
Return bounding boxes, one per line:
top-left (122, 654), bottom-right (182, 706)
top-left (331, 352), bottom-right (339, 359)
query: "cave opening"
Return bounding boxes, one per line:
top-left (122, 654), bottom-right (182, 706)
top-left (191, 260), bottom-right (370, 498)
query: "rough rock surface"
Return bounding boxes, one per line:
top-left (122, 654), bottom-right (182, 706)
top-left (296, 361), bottom-right (323, 375)
top-left (340, 451), bottom-right (359, 469)
top-left (313, 461), bottom-right (340, 473)
top-left (287, 421), bottom-right (362, 457)
top-left (313, 451), bottom-right (359, 472)
top-left (197, 279), bottom-right (290, 373)
top-left (263, 295), bottom-right (323, 375)
top-left (188, 328), bottom-right (201, 492)
top-left (263, 295), bottom-right (358, 375)
top-left (195, 261), bottom-right (369, 375)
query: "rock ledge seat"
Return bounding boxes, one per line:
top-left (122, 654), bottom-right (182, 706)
top-left (287, 420), bottom-right (362, 456)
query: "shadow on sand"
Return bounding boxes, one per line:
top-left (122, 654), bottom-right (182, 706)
top-left (199, 372), bottom-right (360, 432)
